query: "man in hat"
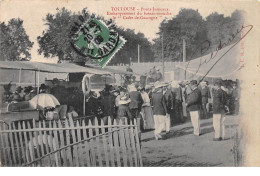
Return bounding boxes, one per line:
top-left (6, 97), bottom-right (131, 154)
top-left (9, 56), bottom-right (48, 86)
top-left (100, 85), bottom-right (116, 124)
top-left (115, 87), bottom-right (127, 107)
top-left (128, 84), bottom-right (143, 120)
top-left (230, 82), bottom-right (240, 115)
top-left (200, 81), bottom-right (211, 119)
top-left (163, 83), bottom-right (173, 133)
top-left (117, 95), bottom-right (132, 124)
top-left (172, 81), bottom-right (184, 123)
top-left (12, 86), bottom-right (24, 102)
top-left (2, 82), bottom-right (12, 103)
top-left (155, 68), bottom-right (163, 81)
top-left (128, 83), bottom-right (143, 139)
top-left (186, 80), bottom-right (202, 136)
top-left (39, 84), bottom-right (48, 93)
top-left (24, 86), bottom-right (33, 101)
top-left (212, 80), bottom-right (227, 141)
top-left (151, 82), bottom-right (167, 140)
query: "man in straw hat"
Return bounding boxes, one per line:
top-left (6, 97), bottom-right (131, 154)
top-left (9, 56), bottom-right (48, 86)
top-left (186, 80), bottom-right (202, 136)
top-left (151, 81), bottom-right (168, 140)
top-left (212, 80), bottom-right (227, 141)
top-left (117, 95), bottom-right (132, 124)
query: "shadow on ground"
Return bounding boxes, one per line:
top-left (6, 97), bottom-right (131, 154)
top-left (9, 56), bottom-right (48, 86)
top-left (142, 121), bottom-right (214, 142)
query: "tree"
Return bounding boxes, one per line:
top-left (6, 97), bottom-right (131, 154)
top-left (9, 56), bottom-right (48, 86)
top-left (109, 28), bottom-right (155, 65)
top-left (37, 8), bottom-right (88, 63)
top-left (0, 18), bottom-right (33, 61)
top-left (152, 9), bottom-right (207, 62)
top-left (152, 9), bottom-right (243, 62)
top-left (205, 10), bottom-right (243, 51)
top-left (37, 7), bottom-right (155, 64)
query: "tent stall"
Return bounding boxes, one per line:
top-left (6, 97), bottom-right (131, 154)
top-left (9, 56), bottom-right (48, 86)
top-left (176, 43), bottom-right (242, 82)
top-left (0, 61), bottom-right (135, 119)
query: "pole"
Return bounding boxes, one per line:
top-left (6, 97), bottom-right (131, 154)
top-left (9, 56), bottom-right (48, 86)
top-left (34, 71), bottom-right (36, 87)
top-left (37, 71), bottom-right (40, 94)
top-left (18, 68), bottom-right (22, 86)
top-left (83, 94), bottom-right (86, 116)
top-left (138, 44), bottom-right (140, 63)
top-left (183, 38), bottom-right (186, 62)
top-left (162, 33), bottom-right (165, 80)
top-left (36, 71), bottom-right (40, 109)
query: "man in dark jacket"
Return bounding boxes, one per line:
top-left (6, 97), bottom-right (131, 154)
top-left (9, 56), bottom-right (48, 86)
top-left (230, 82), bottom-right (240, 115)
top-left (128, 84), bottom-right (143, 119)
top-left (151, 82), bottom-right (167, 140)
top-left (172, 81), bottom-right (184, 123)
top-left (164, 84), bottom-right (173, 133)
top-left (212, 80), bottom-right (227, 141)
top-left (200, 81), bottom-right (211, 119)
top-left (100, 85), bottom-right (116, 124)
top-left (186, 80), bottom-right (202, 136)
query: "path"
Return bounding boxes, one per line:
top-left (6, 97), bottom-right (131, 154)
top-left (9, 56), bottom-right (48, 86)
top-left (140, 117), bottom-right (238, 167)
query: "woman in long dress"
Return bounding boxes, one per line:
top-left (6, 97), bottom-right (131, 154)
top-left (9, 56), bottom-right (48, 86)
top-left (140, 88), bottom-right (154, 130)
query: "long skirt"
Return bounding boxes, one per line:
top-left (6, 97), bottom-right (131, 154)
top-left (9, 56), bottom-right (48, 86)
top-left (154, 115), bottom-right (166, 136)
top-left (141, 106), bottom-right (154, 129)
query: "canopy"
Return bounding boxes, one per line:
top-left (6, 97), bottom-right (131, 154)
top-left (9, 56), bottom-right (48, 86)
top-left (176, 43), bottom-right (241, 79)
top-left (85, 64), bottom-right (140, 75)
top-left (0, 61), bottom-right (110, 75)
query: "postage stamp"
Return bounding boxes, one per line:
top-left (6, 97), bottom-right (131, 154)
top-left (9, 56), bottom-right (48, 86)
top-left (71, 16), bottom-right (126, 68)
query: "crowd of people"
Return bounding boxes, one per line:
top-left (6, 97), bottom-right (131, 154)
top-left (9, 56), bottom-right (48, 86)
top-left (2, 76), bottom-right (240, 141)
top-left (1, 79), bottom-right (82, 120)
top-left (85, 78), bottom-right (240, 141)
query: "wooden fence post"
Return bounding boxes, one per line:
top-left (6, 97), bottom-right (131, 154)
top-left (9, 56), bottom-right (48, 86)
top-left (64, 119), bottom-right (73, 166)
top-left (107, 117), bottom-right (115, 167)
top-left (57, 120), bottom-right (68, 166)
top-left (134, 119), bottom-right (143, 166)
top-left (94, 117), bottom-right (103, 166)
top-left (68, 117), bottom-right (80, 167)
top-left (101, 119), bottom-right (109, 166)
top-left (123, 118), bottom-right (133, 166)
top-left (81, 119), bottom-right (91, 166)
top-left (112, 119), bottom-right (121, 166)
top-left (88, 119), bottom-right (97, 166)
top-left (118, 120), bottom-right (128, 166)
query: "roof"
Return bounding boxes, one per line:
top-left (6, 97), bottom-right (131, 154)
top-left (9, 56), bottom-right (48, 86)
top-left (85, 64), bottom-right (140, 75)
top-left (0, 61), bottom-right (110, 75)
top-left (176, 43), bottom-right (241, 79)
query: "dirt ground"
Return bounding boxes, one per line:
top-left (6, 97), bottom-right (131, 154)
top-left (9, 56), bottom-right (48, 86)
top-left (140, 117), bottom-right (238, 167)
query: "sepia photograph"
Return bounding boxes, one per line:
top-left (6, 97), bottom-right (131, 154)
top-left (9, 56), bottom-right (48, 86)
top-left (0, 0), bottom-right (259, 168)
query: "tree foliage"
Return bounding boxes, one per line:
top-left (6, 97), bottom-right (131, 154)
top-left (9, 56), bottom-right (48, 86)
top-left (0, 18), bottom-right (33, 61)
top-left (37, 8), bottom-right (88, 63)
top-left (37, 7), bottom-right (155, 64)
top-left (152, 9), bottom-right (243, 62)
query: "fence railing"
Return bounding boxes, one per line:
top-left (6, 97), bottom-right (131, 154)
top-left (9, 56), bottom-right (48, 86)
top-left (0, 117), bottom-right (143, 167)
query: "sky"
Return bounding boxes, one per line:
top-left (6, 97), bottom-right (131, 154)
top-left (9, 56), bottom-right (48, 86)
top-left (0, 0), bottom-right (243, 62)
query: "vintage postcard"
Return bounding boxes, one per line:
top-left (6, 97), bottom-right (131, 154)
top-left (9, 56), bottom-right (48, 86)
top-left (0, 0), bottom-right (259, 167)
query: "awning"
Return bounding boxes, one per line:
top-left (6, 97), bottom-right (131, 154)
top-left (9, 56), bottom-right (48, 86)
top-left (85, 64), bottom-right (141, 75)
top-left (176, 43), bottom-right (242, 79)
top-left (0, 61), bottom-right (110, 75)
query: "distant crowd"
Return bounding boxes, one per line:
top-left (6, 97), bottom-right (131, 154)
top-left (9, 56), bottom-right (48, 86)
top-left (2, 76), bottom-right (240, 141)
